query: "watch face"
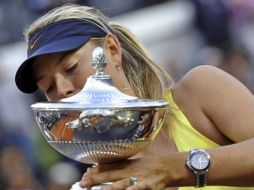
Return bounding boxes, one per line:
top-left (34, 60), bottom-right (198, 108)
top-left (190, 151), bottom-right (210, 170)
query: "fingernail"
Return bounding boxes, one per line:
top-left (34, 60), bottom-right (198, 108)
top-left (80, 181), bottom-right (88, 187)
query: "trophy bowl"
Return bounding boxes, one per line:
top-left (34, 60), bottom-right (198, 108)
top-left (32, 100), bottom-right (167, 164)
top-left (31, 47), bottom-right (169, 189)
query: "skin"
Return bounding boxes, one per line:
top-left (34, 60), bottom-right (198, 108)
top-left (32, 34), bottom-right (254, 189)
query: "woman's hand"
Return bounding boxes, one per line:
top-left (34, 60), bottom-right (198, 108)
top-left (80, 157), bottom-right (169, 190)
top-left (80, 153), bottom-right (191, 190)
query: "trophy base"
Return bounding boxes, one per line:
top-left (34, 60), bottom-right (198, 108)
top-left (70, 182), bottom-right (112, 190)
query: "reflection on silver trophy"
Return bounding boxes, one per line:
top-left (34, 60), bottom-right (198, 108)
top-left (31, 47), bottom-right (169, 190)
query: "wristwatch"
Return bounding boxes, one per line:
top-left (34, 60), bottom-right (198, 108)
top-left (186, 149), bottom-right (211, 187)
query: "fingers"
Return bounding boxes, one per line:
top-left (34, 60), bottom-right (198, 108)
top-left (80, 169), bottom-right (127, 188)
top-left (83, 163), bottom-right (116, 177)
top-left (101, 178), bottom-right (133, 190)
top-left (126, 180), bottom-right (166, 190)
top-left (81, 160), bottom-right (137, 187)
top-left (80, 158), bottom-right (168, 190)
top-left (81, 173), bottom-right (166, 190)
top-left (125, 175), bottom-right (166, 190)
top-left (90, 160), bottom-right (133, 172)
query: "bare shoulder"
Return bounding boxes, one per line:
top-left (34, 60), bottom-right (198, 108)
top-left (174, 65), bottom-right (254, 142)
top-left (178, 65), bottom-right (242, 89)
top-left (175, 65), bottom-right (252, 102)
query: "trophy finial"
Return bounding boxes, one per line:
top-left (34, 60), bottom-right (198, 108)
top-left (91, 47), bottom-right (107, 76)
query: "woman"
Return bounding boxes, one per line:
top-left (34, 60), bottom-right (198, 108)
top-left (15, 4), bottom-right (254, 190)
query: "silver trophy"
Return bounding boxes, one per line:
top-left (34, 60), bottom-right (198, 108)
top-left (31, 47), bottom-right (169, 190)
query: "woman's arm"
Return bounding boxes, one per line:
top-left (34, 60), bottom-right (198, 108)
top-left (174, 65), bottom-right (254, 185)
top-left (208, 138), bottom-right (254, 186)
top-left (80, 65), bottom-right (254, 189)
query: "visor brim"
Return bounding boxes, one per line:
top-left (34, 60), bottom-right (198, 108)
top-left (15, 36), bottom-right (91, 93)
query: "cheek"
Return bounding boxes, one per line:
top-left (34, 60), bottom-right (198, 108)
top-left (72, 67), bottom-right (95, 90)
top-left (107, 68), bottom-right (125, 89)
top-left (71, 72), bottom-right (86, 90)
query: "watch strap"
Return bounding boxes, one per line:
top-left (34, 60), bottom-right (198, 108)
top-left (196, 173), bottom-right (207, 187)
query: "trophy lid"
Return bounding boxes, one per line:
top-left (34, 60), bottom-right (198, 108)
top-left (31, 47), bottom-right (169, 110)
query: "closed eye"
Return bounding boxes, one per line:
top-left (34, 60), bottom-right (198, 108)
top-left (66, 62), bottom-right (78, 73)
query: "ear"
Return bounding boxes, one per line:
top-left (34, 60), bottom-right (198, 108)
top-left (103, 33), bottom-right (122, 67)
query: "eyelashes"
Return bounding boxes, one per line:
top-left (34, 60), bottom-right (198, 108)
top-left (66, 62), bottom-right (78, 73)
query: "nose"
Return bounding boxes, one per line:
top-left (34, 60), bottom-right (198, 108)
top-left (55, 73), bottom-right (76, 99)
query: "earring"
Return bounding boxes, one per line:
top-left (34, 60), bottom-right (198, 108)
top-left (116, 65), bottom-right (123, 72)
top-left (123, 87), bottom-right (128, 92)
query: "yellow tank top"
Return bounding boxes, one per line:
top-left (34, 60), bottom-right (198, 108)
top-left (166, 92), bottom-right (254, 190)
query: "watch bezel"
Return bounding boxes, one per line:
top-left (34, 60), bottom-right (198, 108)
top-left (187, 149), bottom-right (211, 172)
top-left (189, 149), bottom-right (211, 172)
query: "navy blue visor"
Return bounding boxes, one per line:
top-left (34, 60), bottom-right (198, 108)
top-left (15, 19), bottom-right (108, 93)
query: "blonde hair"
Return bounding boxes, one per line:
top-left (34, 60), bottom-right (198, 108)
top-left (25, 4), bottom-right (175, 136)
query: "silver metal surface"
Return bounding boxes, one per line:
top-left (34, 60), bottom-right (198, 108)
top-left (30, 47), bottom-right (169, 189)
top-left (130, 176), bottom-right (138, 185)
top-left (33, 108), bottom-right (165, 164)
